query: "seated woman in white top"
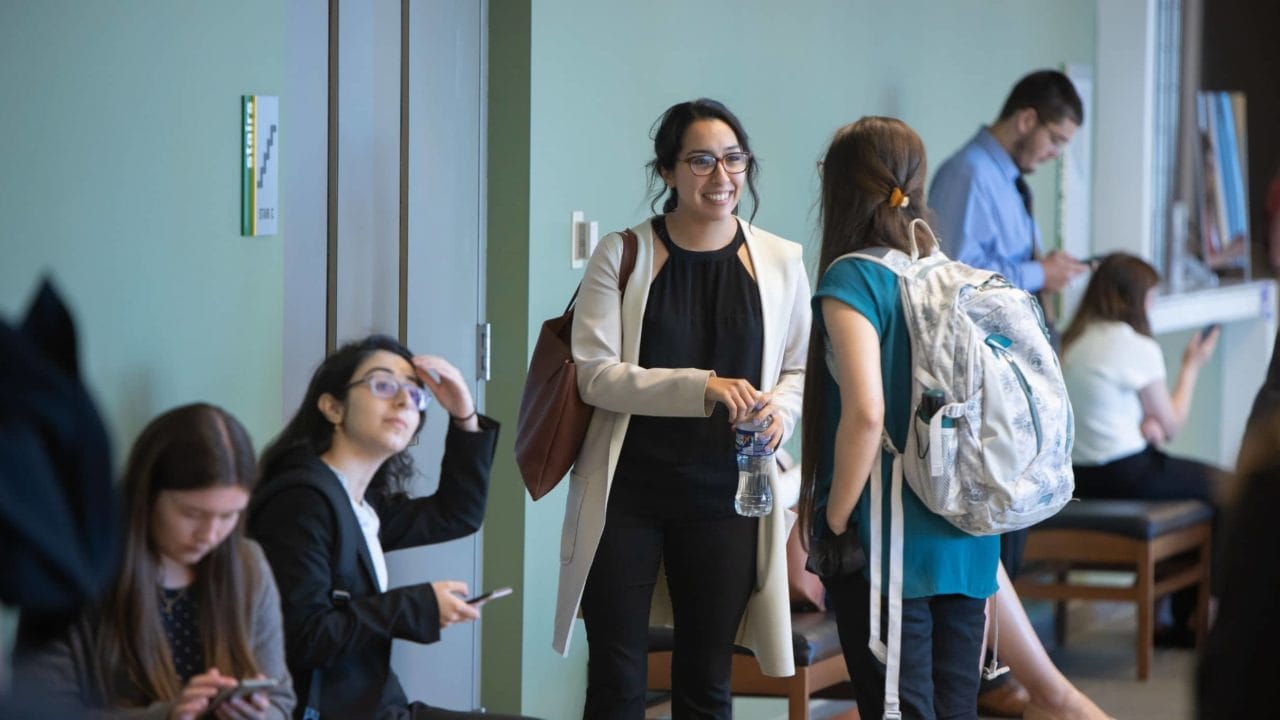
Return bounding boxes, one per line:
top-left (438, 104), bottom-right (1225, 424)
top-left (1061, 252), bottom-right (1220, 645)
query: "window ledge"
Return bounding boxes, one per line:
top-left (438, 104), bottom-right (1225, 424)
top-left (1149, 279), bottom-right (1277, 334)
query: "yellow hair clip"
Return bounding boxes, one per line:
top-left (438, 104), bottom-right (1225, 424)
top-left (888, 187), bottom-right (910, 209)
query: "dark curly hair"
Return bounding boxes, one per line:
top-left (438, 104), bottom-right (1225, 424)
top-left (646, 98), bottom-right (761, 223)
top-left (259, 334), bottom-right (424, 499)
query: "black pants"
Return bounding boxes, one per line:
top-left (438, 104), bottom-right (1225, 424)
top-left (824, 571), bottom-right (986, 720)
top-left (1074, 445), bottom-right (1222, 625)
top-left (580, 508), bottom-right (758, 720)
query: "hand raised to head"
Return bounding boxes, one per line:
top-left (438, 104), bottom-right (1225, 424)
top-left (412, 355), bottom-right (479, 430)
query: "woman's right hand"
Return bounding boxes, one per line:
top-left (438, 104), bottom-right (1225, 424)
top-left (1140, 415), bottom-right (1168, 446)
top-left (432, 580), bottom-right (481, 629)
top-left (211, 678), bottom-right (273, 720)
top-left (168, 668), bottom-right (237, 720)
top-left (705, 376), bottom-right (761, 424)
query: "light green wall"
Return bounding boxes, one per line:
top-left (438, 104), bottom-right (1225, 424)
top-left (0, 1), bottom-right (286, 452)
top-left (486, 1), bottom-right (1096, 717)
top-left (482, 0), bottom-right (533, 713)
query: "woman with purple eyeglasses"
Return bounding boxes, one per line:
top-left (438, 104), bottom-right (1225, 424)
top-left (248, 335), bottom-right (526, 719)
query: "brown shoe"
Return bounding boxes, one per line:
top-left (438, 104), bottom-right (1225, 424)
top-left (976, 677), bottom-right (1030, 718)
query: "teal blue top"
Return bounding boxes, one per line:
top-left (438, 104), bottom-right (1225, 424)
top-left (813, 256), bottom-right (998, 599)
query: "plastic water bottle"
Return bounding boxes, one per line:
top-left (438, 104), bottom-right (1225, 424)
top-left (734, 414), bottom-right (774, 517)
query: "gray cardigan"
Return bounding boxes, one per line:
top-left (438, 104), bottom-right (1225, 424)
top-left (14, 539), bottom-right (295, 719)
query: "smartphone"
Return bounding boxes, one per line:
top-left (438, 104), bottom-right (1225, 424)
top-left (465, 587), bottom-right (513, 606)
top-left (205, 678), bottom-right (278, 711)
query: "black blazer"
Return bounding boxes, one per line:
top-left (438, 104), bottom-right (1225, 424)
top-left (248, 417), bottom-right (498, 719)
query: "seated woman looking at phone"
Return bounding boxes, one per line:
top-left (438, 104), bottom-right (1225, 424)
top-left (1062, 253), bottom-right (1221, 646)
top-left (14, 403), bottom-right (295, 719)
top-left (248, 335), bottom-right (528, 719)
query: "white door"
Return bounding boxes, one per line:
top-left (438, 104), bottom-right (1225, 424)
top-left (390, 0), bottom-right (488, 711)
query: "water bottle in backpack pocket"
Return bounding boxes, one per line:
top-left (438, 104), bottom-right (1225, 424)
top-left (914, 388), bottom-right (959, 488)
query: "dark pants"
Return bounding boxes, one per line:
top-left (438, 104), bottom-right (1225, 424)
top-left (580, 509), bottom-right (758, 720)
top-left (1074, 445), bottom-right (1222, 625)
top-left (999, 529), bottom-right (1027, 581)
top-left (824, 571), bottom-right (986, 720)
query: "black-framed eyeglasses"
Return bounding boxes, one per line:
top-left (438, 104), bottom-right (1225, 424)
top-left (682, 151), bottom-right (751, 176)
top-left (346, 371), bottom-right (431, 412)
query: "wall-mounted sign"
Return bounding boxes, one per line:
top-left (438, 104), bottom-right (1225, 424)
top-left (241, 95), bottom-right (279, 236)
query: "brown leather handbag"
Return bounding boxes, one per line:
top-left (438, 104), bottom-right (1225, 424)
top-left (515, 229), bottom-right (638, 500)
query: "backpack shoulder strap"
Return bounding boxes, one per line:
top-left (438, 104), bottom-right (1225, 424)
top-left (825, 248), bottom-right (908, 277)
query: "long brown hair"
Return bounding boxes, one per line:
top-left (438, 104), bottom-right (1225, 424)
top-left (98, 403), bottom-right (262, 703)
top-left (1232, 411), bottom-right (1280, 509)
top-left (1060, 253), bottom-right (1159, 351)
top-left (798, 117), bottom-right (932, 546)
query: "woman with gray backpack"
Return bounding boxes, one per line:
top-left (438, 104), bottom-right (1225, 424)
top-left (800, 116), bottom-right (999, 720)
top-left (800, 116), bottom-right (1110, 720)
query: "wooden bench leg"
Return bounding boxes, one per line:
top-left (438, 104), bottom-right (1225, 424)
top-left (1054, 568), bottom-right (1069, 646)
top-left (788, 667), bottom-right (810, 720)
top-left (1195, 530), bottom-right (1213, 648)
top-left (1137, 544), bottom-right (1155, 681)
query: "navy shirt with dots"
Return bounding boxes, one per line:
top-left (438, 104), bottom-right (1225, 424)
top-left (159, 587), bottom-right (205, 681)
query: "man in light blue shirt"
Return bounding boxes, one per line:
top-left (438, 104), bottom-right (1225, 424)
top-left (930, 69), bottom-right (1089, 720)
top-left (931, 69), bottom-right (1088, 295)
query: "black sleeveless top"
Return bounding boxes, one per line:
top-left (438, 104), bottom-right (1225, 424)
top-left (610, 216), bottom-right (764, 518)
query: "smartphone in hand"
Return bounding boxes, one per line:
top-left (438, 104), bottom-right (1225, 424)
top-left (205, 677), bottom-right (277, 713)
top-left (465, 587), bottom-right (513, 606)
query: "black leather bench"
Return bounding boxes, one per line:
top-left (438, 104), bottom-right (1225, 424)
top-left (647, 612), bottom-right (853, 720)
top-left (1014, 498), bottom-right (1213, 679)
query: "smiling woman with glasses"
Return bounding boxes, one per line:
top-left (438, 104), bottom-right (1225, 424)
top-left (247, 335), bottom-right (529, 720)
top-left (552, 98), bottom-right (812, 718)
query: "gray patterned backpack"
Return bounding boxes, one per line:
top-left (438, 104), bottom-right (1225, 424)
top-left (833, 218), bottom-right (1075, 536)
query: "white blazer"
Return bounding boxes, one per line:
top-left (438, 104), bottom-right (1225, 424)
top-left (552, 216), bottom-right (812, 677)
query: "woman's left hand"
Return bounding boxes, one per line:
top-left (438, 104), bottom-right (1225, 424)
top-left (413, 355), bottom-right (479, 431)
top-left (214, 691), bottom-right (271, 720)
top-left (745, 394), bottom-right (783, 452)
